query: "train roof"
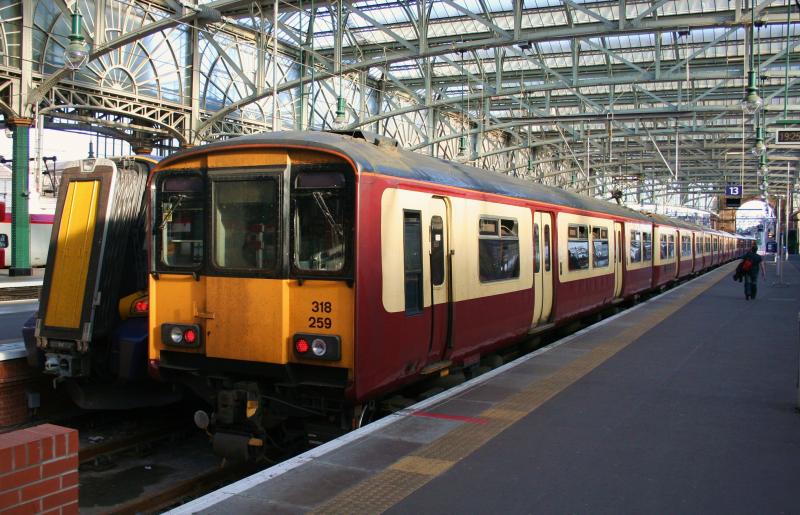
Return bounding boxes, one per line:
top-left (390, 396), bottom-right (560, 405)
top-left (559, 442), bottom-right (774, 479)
top-left (162, 131), bottom-right (736, 234)
top-left (163, 130), bottom-right (659, 223)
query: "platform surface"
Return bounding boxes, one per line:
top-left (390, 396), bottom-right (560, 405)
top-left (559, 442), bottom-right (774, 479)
top-left (172, 258), bottom-right (800, 514)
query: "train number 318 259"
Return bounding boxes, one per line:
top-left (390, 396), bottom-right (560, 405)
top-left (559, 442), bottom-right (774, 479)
top-left (309, 301), bottom-right (333, 329)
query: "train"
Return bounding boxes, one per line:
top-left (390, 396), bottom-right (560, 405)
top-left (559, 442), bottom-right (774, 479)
top-left (146, 131), bottom-right (753, 459)
top-left (22, 155), bottom-right (181, 410)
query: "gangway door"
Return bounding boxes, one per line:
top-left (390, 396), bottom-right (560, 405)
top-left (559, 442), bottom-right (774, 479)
top-left (35, 158), bottom-right (149, 378)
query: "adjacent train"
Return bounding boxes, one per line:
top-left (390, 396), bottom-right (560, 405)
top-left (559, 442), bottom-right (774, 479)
top-left (23, 155), bottom-right (179, 410)
top-left (147, 131), bottom-right (752, 458)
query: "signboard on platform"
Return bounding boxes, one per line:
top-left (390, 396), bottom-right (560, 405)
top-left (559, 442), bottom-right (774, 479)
top-left (725, 197), bottom-right (741, 208)
top-left (725, 185), bottom-right (742, 196)
top-left (775, 129), bottom-right (800, 145)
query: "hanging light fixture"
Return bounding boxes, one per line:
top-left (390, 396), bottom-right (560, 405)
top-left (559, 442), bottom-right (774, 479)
top-left (331, 0), bottom-right (348, 130)
top-left (64, 9), bottom-right (88, 70)
top-left (741, 9), bottom-right (762, 114)
top-left (751, 126), bottom-right (767, 156)
top-left (455, 50), bottom-right (471, 164)
top-left (455, 135), bottom-right (469, 163)
top-left (332, 95), bottom-right (347, 129)
top-left (758, 153), bottom-right (769, 175)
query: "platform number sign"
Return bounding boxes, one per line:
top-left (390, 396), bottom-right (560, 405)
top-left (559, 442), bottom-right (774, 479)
top-left (726, 185), bottom-right (742, 196)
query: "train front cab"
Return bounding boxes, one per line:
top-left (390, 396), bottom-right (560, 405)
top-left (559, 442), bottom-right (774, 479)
top-left (148, 147), bottom-right (357, 456)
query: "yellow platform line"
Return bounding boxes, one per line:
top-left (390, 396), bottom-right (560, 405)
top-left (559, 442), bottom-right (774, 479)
top-left (312, 264), bottom-right (734, 515)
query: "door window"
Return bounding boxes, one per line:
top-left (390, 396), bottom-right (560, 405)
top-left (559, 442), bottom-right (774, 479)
top-left (430, 215), bottom-right (444, 286)
top-left (544, 224), bottom-right (551, 272)
top-left (212, 179), bottom-right (278, 271)
top-left (404, 211), bottom-right (423, 314)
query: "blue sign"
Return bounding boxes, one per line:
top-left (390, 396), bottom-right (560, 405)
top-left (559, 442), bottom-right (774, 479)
top-left (766, 241), bottom-right (778, 253)
top-left (726, 185), bottom-right (742, 196)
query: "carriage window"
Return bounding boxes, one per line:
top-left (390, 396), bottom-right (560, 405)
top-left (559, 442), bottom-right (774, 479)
top-left (544, 224), bottom-right (551, 272)
top-left (293, 173), bottom-right (346, 272)
top-left (713, 238), bottom-right (718, 252)
top-left (682, 235), bottom-right (691, 255)
top-left (660, 234), bottom-right (668, 259)
top-left (404, 211), bottom-right (423, 314)
top-left (668, 235), bottom-right (675, 258)
top-left (213, 179), bottom-right (278, 270)
top-left (479, 217), bottom-right (520, 282)
top-left (630, 230), bottom-right (641, 263)
top-left (568, 224), bottom-right (589, 271)
top-left (160, 175), bottom-right (204, 268)
top-left (430, 216), bottom-right (444, 286)
top-left (642, 232), bottom-right (652, 261)
top-left (705, 237), bottom-right (711, 253)
top-left (534, 223), bottom-right (540, 273)
top-left (592, 226), bottom-right (609, 268)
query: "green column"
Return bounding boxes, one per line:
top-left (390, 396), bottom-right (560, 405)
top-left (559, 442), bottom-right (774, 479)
top-left (9, 118), bottom-right (32, 276)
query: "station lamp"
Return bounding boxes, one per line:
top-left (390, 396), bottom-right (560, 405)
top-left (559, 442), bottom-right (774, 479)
top-left (741, 70), bottom-right (763, 115)
top-left (455, 134), bottom-right (470, 163)
top-left (758, 153), bottom-right (769, 175)
top-left (751, 126), bottom-right (767, 157)
top-left (64, 10), bottom-right (88, 70)
top-left (332, 96), bottom-right (347, 129)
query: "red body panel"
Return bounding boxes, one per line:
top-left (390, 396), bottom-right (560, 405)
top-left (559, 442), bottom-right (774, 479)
top-left (677, 257), bottom-right (693, 278)
top-left (553, 274), bottom-right (614, 321)
top-left (653, 263), bottom-right (677, 287)
top-left (622, 267), bottom-right (651, 296)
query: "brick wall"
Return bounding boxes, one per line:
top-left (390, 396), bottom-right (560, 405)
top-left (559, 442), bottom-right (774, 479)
top-left (0, 359), bottom-right (37, 428)
top-left (0, 424), bottom-right (79, 514)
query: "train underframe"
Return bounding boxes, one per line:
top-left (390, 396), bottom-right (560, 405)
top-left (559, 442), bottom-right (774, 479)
top-left (157, 351), bottom-right (354, 461)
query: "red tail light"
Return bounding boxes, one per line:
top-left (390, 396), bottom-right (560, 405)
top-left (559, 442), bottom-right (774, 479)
top-left (184, 328), bottom-right (197, 344)
top-left (295, 339), bottom-right (309, 354)
top-left (133, 298), bottom-right (149, 313)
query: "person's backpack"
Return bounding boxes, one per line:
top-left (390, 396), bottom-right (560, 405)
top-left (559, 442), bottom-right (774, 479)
top-left (741, 258), bottom-right (753, 272)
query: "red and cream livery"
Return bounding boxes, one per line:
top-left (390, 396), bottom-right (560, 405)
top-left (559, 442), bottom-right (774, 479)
top-left (146, 131), bottom-right (748, 457)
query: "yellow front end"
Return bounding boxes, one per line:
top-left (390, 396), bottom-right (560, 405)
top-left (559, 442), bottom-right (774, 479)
top-left (147, 146), bottom-right (356, 380)
top-left (149, 274), bottom-right (354, 371)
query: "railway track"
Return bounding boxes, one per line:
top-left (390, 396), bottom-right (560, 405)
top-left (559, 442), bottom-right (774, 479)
top-left (0, 286), bottom-right (41, 302)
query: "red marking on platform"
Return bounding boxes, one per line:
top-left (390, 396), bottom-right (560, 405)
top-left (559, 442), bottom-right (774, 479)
top-left (411, 411), bottom-right (488, 424)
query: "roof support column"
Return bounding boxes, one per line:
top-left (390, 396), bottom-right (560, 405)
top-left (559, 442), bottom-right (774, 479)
top-left (9, 118), bottom-right (32, 276)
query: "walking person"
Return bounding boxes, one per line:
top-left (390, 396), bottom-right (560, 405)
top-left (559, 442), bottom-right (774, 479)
top-left (741, 245), bottom-right (766, 300)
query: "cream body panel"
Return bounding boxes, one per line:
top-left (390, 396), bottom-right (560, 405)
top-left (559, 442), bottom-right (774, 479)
top-left (557, 213), bottom-right (615, 283)
top-left (381, 188), bottom-right (533, 314)
top-left (653, 226), bottom-right (678, 266)
top-left (625, 221), bottom-right (653, 271)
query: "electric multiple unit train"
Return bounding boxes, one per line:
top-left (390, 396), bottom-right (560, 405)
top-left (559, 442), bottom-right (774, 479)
top-left (145, 131), bottom-right (751, 458)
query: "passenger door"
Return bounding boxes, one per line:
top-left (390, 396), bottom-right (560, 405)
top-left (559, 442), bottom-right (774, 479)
top-left (614, 222), bottom-right (623, 297)
top-left (427, 197), bottom-right (451, 361)
top-left (532, 212), bottom-right (553, 326)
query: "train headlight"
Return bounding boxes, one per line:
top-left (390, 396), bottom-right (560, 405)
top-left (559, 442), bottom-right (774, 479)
top-left (162, 324), bottom-right (202, 348)
top-left (311, 338), bottom-right (327, 357)
top-left (170, 327), bottom-right (184, 344)
top-left (292, 334), bottom-right (340, 361)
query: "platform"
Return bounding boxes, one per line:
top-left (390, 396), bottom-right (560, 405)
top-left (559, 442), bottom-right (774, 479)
top-left (172, 259), bottom-right (800, 514)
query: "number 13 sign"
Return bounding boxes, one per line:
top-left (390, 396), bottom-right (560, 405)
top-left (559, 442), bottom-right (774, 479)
top-left (726, 185), bottom-right (742, 196)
